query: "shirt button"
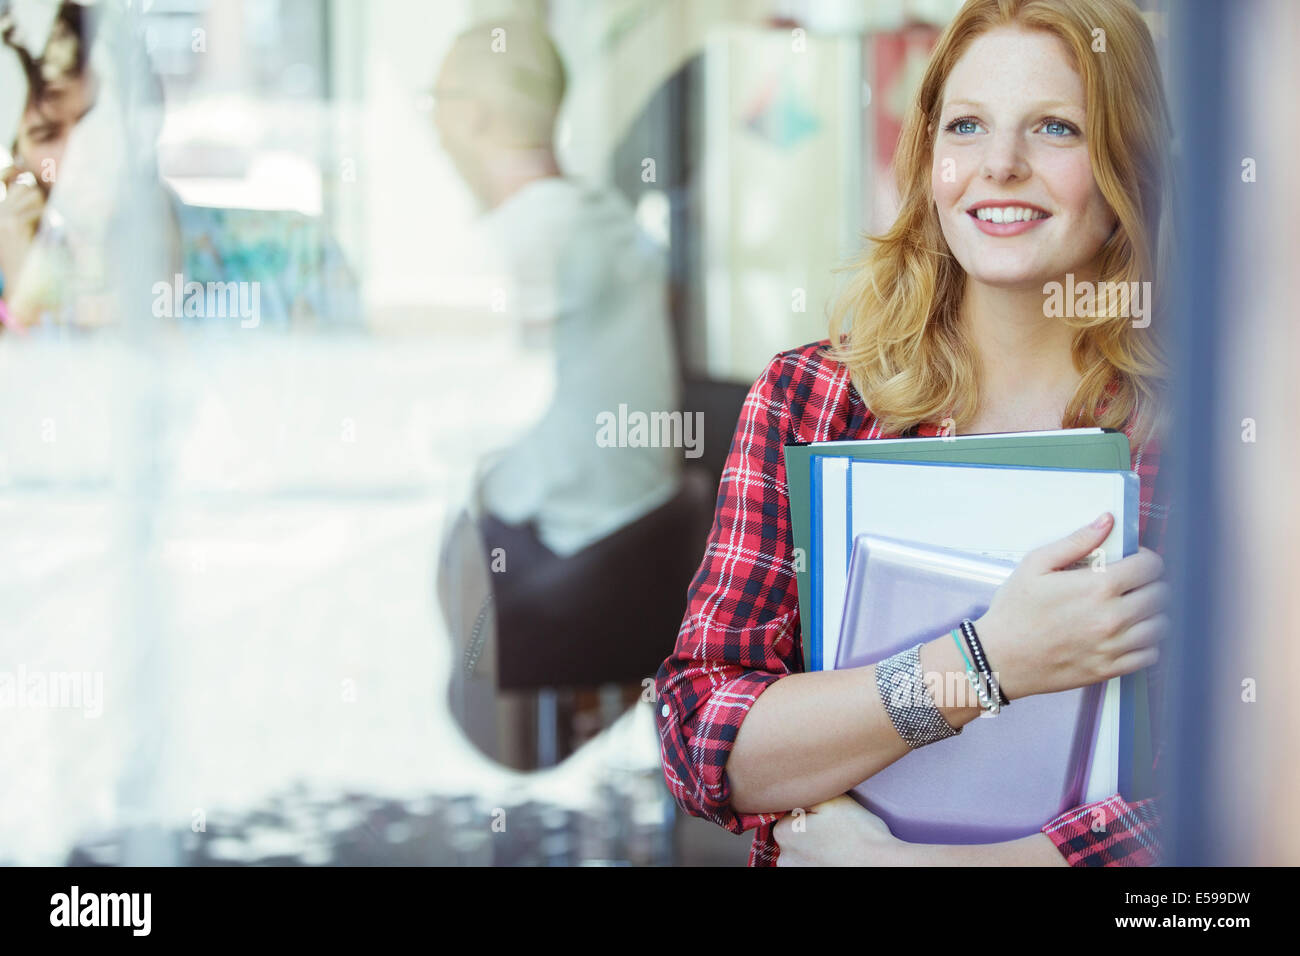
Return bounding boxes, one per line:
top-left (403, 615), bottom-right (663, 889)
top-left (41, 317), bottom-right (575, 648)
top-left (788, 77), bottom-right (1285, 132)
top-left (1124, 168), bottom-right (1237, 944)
top-left (660, 703), bottom-right (670, 718)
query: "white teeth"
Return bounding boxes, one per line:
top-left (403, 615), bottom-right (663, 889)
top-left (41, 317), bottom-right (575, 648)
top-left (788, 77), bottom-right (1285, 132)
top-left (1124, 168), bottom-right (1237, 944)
top-left (973, 206), bottom-right (1046, 223)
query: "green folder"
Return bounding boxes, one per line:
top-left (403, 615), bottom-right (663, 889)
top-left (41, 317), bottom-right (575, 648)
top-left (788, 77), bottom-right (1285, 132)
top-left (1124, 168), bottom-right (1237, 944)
top-left (783, 428), bottom-right (1154, 801)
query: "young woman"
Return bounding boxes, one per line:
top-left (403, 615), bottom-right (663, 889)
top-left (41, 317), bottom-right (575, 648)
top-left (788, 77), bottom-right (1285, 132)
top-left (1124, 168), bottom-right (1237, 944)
top-left (656, 0), bottom-right (1173, 866)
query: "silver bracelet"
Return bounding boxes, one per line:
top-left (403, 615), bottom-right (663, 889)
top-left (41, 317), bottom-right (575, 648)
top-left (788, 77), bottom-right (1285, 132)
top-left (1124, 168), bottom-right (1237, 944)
top-left (875, 643), bottom-right (961, 749)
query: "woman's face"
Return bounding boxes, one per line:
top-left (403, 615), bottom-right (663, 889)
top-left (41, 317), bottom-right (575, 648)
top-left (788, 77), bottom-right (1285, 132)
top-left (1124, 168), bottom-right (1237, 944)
top-left (14, 74), bottom-right (95, 197)
top-left (931, 26), bottom-right (1116, 291)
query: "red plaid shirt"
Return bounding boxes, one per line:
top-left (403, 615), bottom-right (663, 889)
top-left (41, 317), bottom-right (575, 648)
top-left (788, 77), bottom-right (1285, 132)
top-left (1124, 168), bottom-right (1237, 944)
top-left (655, 340), bottom-right (1169, 866)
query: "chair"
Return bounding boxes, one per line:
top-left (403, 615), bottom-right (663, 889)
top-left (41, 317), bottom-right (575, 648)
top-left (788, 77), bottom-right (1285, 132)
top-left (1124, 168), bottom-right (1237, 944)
top-left (493, 464), bottom-right (717, 690)
top-left (438, 373), bottom-right (748, 771)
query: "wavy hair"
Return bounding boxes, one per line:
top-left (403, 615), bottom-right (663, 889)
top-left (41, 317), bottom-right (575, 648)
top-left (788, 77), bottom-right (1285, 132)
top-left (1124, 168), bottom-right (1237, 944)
top-left (0, 0), bottom-right (98, 108)
top-left (825, 0), bottom-right (1173, 445)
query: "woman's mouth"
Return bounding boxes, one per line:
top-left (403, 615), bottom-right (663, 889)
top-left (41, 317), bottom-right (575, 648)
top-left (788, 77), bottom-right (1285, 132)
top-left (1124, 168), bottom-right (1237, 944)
top-left (966, 203), bottom-right (1050, 236)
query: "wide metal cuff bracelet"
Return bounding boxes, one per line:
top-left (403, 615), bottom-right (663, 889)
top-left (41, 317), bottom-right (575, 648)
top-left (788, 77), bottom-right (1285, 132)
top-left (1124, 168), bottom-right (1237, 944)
top-left (875, 643), bottom-right (961, 749)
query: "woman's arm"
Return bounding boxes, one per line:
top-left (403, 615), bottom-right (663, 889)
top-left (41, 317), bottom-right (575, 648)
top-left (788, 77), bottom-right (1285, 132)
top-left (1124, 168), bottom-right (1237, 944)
top-left (915, 832), bottom-right (1070, 865)
top-left (909, 800), bottom-right (1160, 865)
top-left (727, 633), bottom-right (984, 813)
top-left (655, 351), bottom-right (984, 831)
top-left (773, 793), bottom-right (1153, 866)
top-left (657, 349), bottom-right (997, 828)
top-left (729, 517), bottom-right (1147, 813)
top-left (0, 167), bottom-right (43, 329)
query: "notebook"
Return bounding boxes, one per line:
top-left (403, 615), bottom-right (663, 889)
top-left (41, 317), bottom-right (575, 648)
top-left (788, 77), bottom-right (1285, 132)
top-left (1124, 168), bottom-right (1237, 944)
top-left (813, 458), bottom-right (1142, 805)
top-left (785, 428), bottom-right (1131, 674)
top-left (837, 535), bottom-right (1103, 843)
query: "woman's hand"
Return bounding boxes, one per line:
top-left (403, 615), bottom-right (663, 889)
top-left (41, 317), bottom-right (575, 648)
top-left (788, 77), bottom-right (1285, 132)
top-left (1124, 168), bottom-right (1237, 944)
top-left (773, 796), bottom-right (1072, 865)
top-left (975, 512), bottom-right (1169, 700)
top-left (0, 167), bottom-right (44, 292)
top-left (773, 795), bottom-right (908, 866)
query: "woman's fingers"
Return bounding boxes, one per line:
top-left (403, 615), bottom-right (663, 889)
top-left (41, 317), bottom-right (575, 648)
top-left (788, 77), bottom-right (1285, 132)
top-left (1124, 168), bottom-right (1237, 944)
top-left (0, 165), bottom-right (29, 189)
top-left (0, 182), bottom-right (45, 229)
top-left (1110, 644), bottom-right (1161, 677)
top-left (1022, 513), bottom-right (1114, 574)
top-left (1109, 612), bottom-right (1171, 658)
top-left (1114, 579), bottom-right (1171, 632)
top-left (1103, 546), bottom-right (1165, 594)
top-left (8, 188), bottom-right (44, 218)
top-left (1051, 547), bottom-right (1163, 606)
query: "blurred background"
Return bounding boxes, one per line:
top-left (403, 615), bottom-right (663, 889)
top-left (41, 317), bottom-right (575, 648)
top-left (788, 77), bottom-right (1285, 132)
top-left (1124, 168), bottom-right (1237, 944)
top-left (0, 0), bottom-right (1293, 866)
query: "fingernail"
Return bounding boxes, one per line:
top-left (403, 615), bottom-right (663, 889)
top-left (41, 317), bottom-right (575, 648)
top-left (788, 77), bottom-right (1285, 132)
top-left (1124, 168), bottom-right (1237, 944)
top-left (1091, 513), bottom-right (1110, 529)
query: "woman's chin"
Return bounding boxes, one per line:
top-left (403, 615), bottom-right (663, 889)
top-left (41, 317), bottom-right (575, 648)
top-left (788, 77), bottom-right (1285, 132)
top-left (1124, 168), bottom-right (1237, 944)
top-left (964, 266), bottom-right (1057, 293)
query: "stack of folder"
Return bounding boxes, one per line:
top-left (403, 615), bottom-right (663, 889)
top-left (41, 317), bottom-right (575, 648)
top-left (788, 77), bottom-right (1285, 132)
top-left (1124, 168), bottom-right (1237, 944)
top-left (784, 428), bottom-right (1153, 844)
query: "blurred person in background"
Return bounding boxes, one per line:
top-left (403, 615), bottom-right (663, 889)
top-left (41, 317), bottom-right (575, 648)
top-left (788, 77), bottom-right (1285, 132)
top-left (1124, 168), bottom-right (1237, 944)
top-left (0, 0), bottom-right (357, 332)
top-left (431, 18), bottom-right (682, 765)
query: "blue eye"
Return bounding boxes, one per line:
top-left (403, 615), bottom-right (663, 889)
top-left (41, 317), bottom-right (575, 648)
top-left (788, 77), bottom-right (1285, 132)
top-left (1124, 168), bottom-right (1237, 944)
top-left (943, 117), bottom-right (982, 135)
top-left (1041, 119), bottom-right (1079, 136)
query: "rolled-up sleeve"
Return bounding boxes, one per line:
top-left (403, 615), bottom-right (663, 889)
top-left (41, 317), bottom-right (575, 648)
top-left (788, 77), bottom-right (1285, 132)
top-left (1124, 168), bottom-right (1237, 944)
top-left (654, 354), bottom-right (803, 834)
top-left (1041, 659), bottom-right (1167, 865)
top-left (1041, 793), bottom-right (1162, 865)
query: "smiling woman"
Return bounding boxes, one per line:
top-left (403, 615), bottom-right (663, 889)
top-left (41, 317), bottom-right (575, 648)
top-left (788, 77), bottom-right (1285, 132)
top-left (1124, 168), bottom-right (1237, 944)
top-left (827, 0), bottom-right (1171, 441)
top-left (656, 0), bottom-right (1176, 868)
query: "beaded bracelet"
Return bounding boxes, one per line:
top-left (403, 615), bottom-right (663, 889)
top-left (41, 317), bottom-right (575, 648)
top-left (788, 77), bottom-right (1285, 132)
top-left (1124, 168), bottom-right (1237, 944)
top-left (960, 617), bottom-right (1010, 710)
top-left (950, 627), bottom-right (996, 713)
top-left (960, 618), bottom-right (1003, 711)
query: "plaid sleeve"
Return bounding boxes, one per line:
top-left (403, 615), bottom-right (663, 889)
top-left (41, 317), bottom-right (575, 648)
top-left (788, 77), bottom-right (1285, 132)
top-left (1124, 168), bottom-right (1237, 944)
top-left (654, 354), bottom-right (803, 834)
top-left (1041, 662), bottom-right (1167, 866)
top-left (1039, 658), bottom-right (1167, 867)
top-left (1042, 794), bottom-right (1162, 866)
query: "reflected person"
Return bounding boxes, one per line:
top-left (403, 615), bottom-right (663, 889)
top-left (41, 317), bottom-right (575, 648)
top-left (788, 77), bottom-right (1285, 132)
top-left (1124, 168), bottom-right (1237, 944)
top-left (431, 19), bottom-right (682, 765)
top-left (0, 1), bottom-right (358, 331)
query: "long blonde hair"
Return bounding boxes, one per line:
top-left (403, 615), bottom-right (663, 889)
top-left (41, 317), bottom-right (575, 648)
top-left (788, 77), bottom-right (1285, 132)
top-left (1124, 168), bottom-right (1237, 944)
top-left (826, 0), bottom-right (1172, 445)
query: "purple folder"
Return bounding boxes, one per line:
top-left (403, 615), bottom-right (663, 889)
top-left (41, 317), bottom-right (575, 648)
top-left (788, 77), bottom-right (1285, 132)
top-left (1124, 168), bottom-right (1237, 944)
top-left (836, 535), bottom-right (1104, 844)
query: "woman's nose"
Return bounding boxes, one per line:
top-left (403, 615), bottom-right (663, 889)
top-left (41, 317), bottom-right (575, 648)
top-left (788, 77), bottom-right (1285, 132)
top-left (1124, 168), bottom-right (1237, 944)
top-left (979, 132), bottom-right (1031, 183)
